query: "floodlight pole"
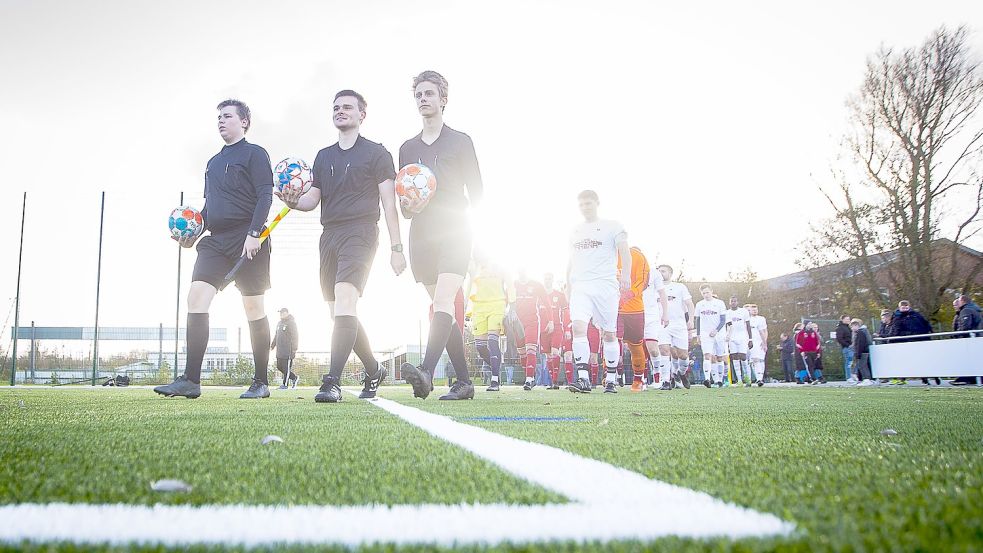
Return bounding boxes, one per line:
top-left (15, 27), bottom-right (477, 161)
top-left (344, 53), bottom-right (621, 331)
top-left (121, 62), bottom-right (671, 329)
top-left (174, 192), bottom-right (183, 379)
top-left (92, 191), bottom-right (105, 386)
top-left (10, 192), bottom-right (26, 386)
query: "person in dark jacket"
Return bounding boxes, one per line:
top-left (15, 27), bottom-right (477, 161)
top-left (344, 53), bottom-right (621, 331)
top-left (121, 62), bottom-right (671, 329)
top-left (952, 295), bottom-right (982, 386)
top-left (777, 332), bottom-right (796, 382)
top-left (892, 300), bottom-right (938, 385)
top-left (850, 318), bottom-right (875, 385)
top-left (835, 315), bottom-right (853, 381)
top-left (270, 308), bottom-right (299, 388)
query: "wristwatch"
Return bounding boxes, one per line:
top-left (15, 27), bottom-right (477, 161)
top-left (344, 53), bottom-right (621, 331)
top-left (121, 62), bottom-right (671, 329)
top-left (247, 229), bottom-right (261, 238)
top-left (391, 244), bottom-right (403, 253)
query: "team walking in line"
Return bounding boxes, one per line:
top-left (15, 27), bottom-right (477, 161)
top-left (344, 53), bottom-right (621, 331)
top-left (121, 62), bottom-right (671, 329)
top-left (152, 70), bottom-right (770, 402)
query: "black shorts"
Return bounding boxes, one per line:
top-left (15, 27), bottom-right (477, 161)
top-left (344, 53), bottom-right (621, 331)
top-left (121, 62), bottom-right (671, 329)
top-left (320, 222), bottom-right (378, 301)
top-left (408, 217), bottom-right (471, 285)
top-left (192, 235), bottom-right (271, 296)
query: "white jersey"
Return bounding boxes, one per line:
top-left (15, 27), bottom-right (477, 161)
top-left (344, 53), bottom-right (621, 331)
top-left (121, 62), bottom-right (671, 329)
top-left (642, 268), bottom-right (667, 317)
top-left (568, 219), bottom-right (627, 284)
top-left (664, 282), bottom-right (692, 323)
top-left (726, 308), bottom-right (752, 341)
top-left (749, 315), bottom-right (767, 345)
top-left (695, 298), bottom-right (726, 337)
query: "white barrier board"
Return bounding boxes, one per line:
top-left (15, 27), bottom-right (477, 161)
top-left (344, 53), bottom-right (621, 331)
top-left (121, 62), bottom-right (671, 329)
top-left (871, 336), bottom-right (983, 378)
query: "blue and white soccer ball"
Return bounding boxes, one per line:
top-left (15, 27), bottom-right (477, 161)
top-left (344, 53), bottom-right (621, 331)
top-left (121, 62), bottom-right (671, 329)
top-left (274, 157), bottom-right (312, 194)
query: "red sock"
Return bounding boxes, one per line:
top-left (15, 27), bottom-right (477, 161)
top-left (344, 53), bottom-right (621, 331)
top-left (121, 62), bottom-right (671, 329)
top-left (548, 355), bottom-right (560, 383)
top-left (590, 362), bottom-right (599, 384)
top-left (525, 352), bottom-right (537, 378)
top-left (564, 361), bottom-right (574, 383)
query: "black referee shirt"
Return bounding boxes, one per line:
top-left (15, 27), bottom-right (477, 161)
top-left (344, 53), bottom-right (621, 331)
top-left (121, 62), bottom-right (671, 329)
top-left (398, 125), bottom-right (482, 226)
top-left (203, 138), bottom-right (274, 236)
top-left (312, 135), bottom-right (395, 227)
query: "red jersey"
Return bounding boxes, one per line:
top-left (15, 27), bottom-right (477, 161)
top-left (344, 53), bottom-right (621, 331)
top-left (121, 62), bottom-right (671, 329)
top-left (795, 330), bottom-right (820, 353)
top-left (514, 279), bottom-right (552, 323)
top-left (546, 289), bottom-right (570, 329)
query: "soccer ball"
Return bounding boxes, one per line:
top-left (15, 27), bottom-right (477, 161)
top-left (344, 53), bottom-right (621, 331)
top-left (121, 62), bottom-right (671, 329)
top-left (274, 157), bottom-right (312, 194)
top-left (168, 206), bottom-right (204, 241)
top-left (395, 163), bottom-right (437, 206)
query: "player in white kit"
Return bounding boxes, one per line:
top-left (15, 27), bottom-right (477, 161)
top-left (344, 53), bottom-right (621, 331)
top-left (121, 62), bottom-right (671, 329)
top-left (642, 262), bottom-right (671, 389)
top-left (657, 265), bottom-right (695, 388)
top-left (694, 284), bottom-right (727, 387)
top-left (566, 190), bottom-right (631, 394)
top-left (724, 295), bottom-right (754, 387)
top-left (746, 303), bottom-right (767, 386)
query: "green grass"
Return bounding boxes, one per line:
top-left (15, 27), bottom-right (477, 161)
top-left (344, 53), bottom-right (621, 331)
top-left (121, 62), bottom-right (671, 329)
top-left (1, 384), bottom-right (981, 552)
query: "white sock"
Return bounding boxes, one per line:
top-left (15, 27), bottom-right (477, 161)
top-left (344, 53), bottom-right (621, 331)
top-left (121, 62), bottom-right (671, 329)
top-left (573, 335), bottom-right (589, 366)
top-left (605, 369), bottom-right (617, 384)
top-left (525, 376), bottom-right (533, 384)
top-left (602, 339), bottom-right (620, 371)
top-left (491, 375), bottom-right (499, 383)
top-left (659, 355), bottom-right (671, 377)
top-left (578, 369), bottom-right (590, 381)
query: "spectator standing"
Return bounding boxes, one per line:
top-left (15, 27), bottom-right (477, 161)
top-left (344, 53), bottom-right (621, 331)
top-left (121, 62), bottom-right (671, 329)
top-left (778, 332), bottom-right (795, 382)
top-left (791, 322), bottom-right (807, 383)
top-left (893, 300), bottom-right (938, 385)
top-left (952, 295), bottom-right (982, 386)
top-left (835, 315), bottom-right (854, 381)
top-left (851, 318), bottom-right (875, 386)
top-left (271, 308), bottom-right (299, 389)
top-left (796, 322), bottom-right (824, 384)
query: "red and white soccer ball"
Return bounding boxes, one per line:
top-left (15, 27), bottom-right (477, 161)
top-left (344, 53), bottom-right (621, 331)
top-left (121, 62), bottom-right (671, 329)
top-left (168, 206), bottom-right (204, 241)
top-left (274, 157), bottom-right (313, 194)
top-left (395, 163), bottom-right (437, 207)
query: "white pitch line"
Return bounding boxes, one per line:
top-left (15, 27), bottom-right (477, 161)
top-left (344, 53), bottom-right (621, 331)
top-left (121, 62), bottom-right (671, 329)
top-left (0, 393), bottom-right (795, 548)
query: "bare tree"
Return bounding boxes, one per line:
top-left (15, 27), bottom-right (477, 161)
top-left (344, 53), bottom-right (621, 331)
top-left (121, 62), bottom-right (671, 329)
top-left (804, 25), bottom-right (983, 320)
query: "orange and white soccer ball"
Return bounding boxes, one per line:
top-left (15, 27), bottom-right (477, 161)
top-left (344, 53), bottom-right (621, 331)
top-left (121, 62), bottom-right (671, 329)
top-left (395, 163), bottom-right (436, 207)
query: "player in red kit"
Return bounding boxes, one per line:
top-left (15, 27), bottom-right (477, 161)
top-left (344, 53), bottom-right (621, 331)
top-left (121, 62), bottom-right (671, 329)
top-left (542, 273), bottom-right (570, 389)
top-left (514, 271), bottom-right (553, 390)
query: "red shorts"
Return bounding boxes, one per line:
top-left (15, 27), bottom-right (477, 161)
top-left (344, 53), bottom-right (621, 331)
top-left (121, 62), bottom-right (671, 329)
top-left (617, 312), bottom-right (644, 343)
top-left (518, 315), bottom-right (544, 348)
top-left (540, 329), bottom-right (565, 352)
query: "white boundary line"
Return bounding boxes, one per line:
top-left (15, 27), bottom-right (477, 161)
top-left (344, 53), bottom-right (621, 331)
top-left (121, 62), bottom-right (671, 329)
top-left (0, 393), bottom-right (794, 548)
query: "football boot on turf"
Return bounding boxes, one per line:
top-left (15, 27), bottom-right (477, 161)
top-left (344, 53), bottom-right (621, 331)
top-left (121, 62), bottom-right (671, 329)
top-left (153, 375), bottom-right (201, 399)
top-left (604, 381), bottom-right (618, 393)
top-left (659, 381), bottom-right (672, 391)
top-left (756, 379), bottom-right (764, 387)
top-left (239, 379), bottom-right (271, 399)
top-left (486, 381), bottom-right (501, 392)
top-left (289, 373), bottom-right (299, 388)
top-left (523, 380), bottom-right (535, 391)
top-left (568, 378), bottom-right (592, 393)
top-left (358, 366), bottom-right (387, 399)
top-left (703, 379), bottom-right (711, 388)
top-left (630, 379), bottom-right (644, 392)
top-left (439, 380), bottom-right (475, 400)
top-left (315, 375), bottom-right (343, 403)
top-left (401, 363), bottom-right (434, 399)
top-left (679, 371), bottom-right (691, 389)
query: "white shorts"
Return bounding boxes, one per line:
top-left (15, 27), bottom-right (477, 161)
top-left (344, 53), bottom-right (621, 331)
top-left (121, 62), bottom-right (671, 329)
top-left (643, 309), bottom-right (668, 343)
top-left (750, 342), bottom-right (765, 361)
top-left (570, 279), bottom-right (619, 333)
top-left (700, 334), bottom-right (725, 357)
top-left (728, 339), bottom-right (749, 355)
top-left (647, 318), bottom-right (688, 350)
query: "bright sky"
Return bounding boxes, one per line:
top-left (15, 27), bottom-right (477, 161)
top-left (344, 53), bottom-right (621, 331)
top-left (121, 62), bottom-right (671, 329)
top-left (1, 0), bottom-right (980, 352)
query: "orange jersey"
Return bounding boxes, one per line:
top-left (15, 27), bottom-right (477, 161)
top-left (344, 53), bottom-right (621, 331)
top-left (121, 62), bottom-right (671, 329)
top-left (618, 246), bottom-right (650, 314)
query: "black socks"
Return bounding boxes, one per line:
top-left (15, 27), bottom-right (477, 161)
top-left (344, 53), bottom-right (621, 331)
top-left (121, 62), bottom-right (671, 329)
top-left (329, 315), bottom-right (359, 380)
top-left (248, 317), bottom-right (270, 385)
top-left (183, 313), bottom-right (209, 384)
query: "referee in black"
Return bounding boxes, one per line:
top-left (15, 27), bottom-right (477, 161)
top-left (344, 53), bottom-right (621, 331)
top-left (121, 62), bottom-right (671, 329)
top-left (154, 99), bottom-right (275, 399)
top-left (398, 70), bottom-right (483, 401)
top-left (271, 307), bottom-right (299, 388)
top-left (278, 89), bottom-right (405, 403)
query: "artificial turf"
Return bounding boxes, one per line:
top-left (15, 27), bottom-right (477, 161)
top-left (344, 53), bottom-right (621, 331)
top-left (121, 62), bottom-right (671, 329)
top-left (1, 384), bottom-right (981, 552)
